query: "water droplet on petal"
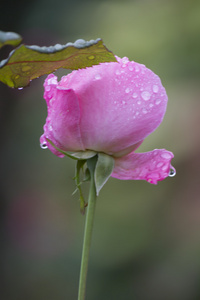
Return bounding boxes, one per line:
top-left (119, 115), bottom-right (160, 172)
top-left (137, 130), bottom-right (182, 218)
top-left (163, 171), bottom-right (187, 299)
top-left (141, 91), bottom-right (151, 101)
top-left (132, 93), bottom-right (138, 98)
top-left (46, 86), bottom-right (51, 92)
top-left (153, 85), bottom-right (159, 93)
top-left (142, 108), bottom-right (148, 114)
top-left (48, 77), bottom-right (57, 85)
top-left (161, 164), bottom-right (168, 171)
top-left (161, 152), bottom-right (172, 160)
top-left (128, 64), bottom-right (134, 71)
top-left (137, 100), bottom-right (142, 105)
top-left (135, 65), bottom-right (140, 72)
top-left (155, 99), bottom-right (161, 105)
top-left (115, 69), bottom-right (120, 75)
top-left (48, 124), bottom-right (53, 131)
top-left (40, 142), bottom-right (48, 149)
top-left (95, 74), bottom-right (101, 80)
top-left (169, 167), bottom-right (176, 177)
top-left (121, 57), bottom-right (129, 65)
top-left (156, 162), bottom-right (164, 168)
top-left (125, 87), bottom-right (131, 94)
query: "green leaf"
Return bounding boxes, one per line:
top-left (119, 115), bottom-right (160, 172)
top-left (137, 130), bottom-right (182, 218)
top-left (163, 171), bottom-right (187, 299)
top-left (94, 153), bottom-right (115, 196)
top-left (0, 31), bottom-right (22, 49)
top-left (46, 138), bottom-right (97, 161)
top-left (46, 138), bottom-right (78, 160)
top-left (0, 38), bottom-right (117, 88)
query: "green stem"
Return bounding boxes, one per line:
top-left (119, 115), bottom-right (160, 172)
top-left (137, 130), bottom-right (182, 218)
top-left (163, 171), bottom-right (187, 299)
top-left (78, 157), bottom-right (97, 300)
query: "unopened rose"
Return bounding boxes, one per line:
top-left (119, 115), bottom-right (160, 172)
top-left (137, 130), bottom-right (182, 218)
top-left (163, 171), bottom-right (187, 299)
top-left (40, 56), bottom-right (175, 184)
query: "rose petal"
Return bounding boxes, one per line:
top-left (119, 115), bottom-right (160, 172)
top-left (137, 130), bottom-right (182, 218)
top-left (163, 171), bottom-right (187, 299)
top-left (60, 57), bottom-right (168, 154)
top-left (112, 149), bottom-right (175, 184)
top-left (40, 74), bottom-right (84, 156)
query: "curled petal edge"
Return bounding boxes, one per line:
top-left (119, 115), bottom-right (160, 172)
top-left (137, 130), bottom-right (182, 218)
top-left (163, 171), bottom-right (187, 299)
top-left (111, 149), bottom-right (175, 184)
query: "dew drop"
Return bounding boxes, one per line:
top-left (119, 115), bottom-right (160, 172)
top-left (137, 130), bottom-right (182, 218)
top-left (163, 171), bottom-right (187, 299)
top-left (115, 69), bottom-right (120, 75)
top-left (48, 124), bottom-right (53, 131)
top-left (149, 103), bottom-right (154, 108)
top-left (121, 57), bottom-right (129, 65)
top-left (128, 64), bottom-right (134, 71)
top-left (18, 87), bottom-right (23, 90)
top-left (22, 65), bottom-right (31, 72)
top-left (156, 162), bottom-right (164, 168)
top-left (135, 65), bottom-right (140, 72)
top-left (47, 78), bottom-right (57, 85)
top-left (141, 91), bottom-right (151, 101)
top-left (132, 93), bottom-right (138, 98)
top-left (155, 99), bottom-right (161, 105)
top-left (142, 108), bottom-right (148, 114)
top-left (160, 164), bottom-right (167, 172)
top-left (40, 142), bottom-right (48, 149)
top-left (169, 167), bottom-right (176, 177)
top-left (95, 74), bottom-right (101, 80)
top-left (137, 100), bottom-right (142, 105)
top-left (125, 87), bottom-right (131, 94)
top-left (153, 85), bottom-right (159, 93)
top-left (46, 86), bottom-right (51, 92)
top-left (161, 152), bottom-right (172, 160)
top-left (88, 55), bottom-right (95, 60)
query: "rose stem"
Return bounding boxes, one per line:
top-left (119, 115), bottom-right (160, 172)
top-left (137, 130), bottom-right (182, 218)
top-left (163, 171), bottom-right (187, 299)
top-left (78, 156), bottom-right (97, 300)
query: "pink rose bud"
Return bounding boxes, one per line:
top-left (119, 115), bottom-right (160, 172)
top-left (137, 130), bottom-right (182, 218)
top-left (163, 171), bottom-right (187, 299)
top-left (40, 56), bottom-right (175, 184)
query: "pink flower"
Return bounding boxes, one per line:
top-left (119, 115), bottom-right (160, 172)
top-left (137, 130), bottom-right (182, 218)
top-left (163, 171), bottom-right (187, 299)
top-left (40, 56), bottom-right (175, 184)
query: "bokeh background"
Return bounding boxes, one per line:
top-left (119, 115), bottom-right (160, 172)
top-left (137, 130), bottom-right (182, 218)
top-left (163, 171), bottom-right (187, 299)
top-left (1, 0), bottom-right (200, 299)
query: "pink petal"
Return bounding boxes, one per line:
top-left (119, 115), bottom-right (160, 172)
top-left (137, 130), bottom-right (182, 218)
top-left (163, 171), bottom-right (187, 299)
top-left (40, 74), bottom-right (84, 157)
top-left (60, 56), bottom-right (168, 155)
top-left (112, 149), bottom-right (175, 184)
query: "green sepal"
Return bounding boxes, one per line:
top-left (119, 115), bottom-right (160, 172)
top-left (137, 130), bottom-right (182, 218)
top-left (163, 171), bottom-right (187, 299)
top-left (93, 153), bottom-right (115, 196)
top-left (70, 151), bottom-right (97, 160)
top-left (46, 138), bottom-right (97, 160)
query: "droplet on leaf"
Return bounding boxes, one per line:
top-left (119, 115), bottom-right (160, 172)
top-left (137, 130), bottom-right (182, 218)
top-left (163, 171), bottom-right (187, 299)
top-left (22, 65), bottom-right (31, 72)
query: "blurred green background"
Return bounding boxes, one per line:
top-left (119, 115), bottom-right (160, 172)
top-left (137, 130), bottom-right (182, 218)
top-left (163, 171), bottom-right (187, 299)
top-left (1, 0), bottom-right (200, 299)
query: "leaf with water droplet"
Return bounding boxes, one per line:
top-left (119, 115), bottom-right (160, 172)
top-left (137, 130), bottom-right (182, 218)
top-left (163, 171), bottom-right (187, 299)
top-left (0, 38), bottom-right (117, 88)
top-left (0, 30), bottom-right (22, 49)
